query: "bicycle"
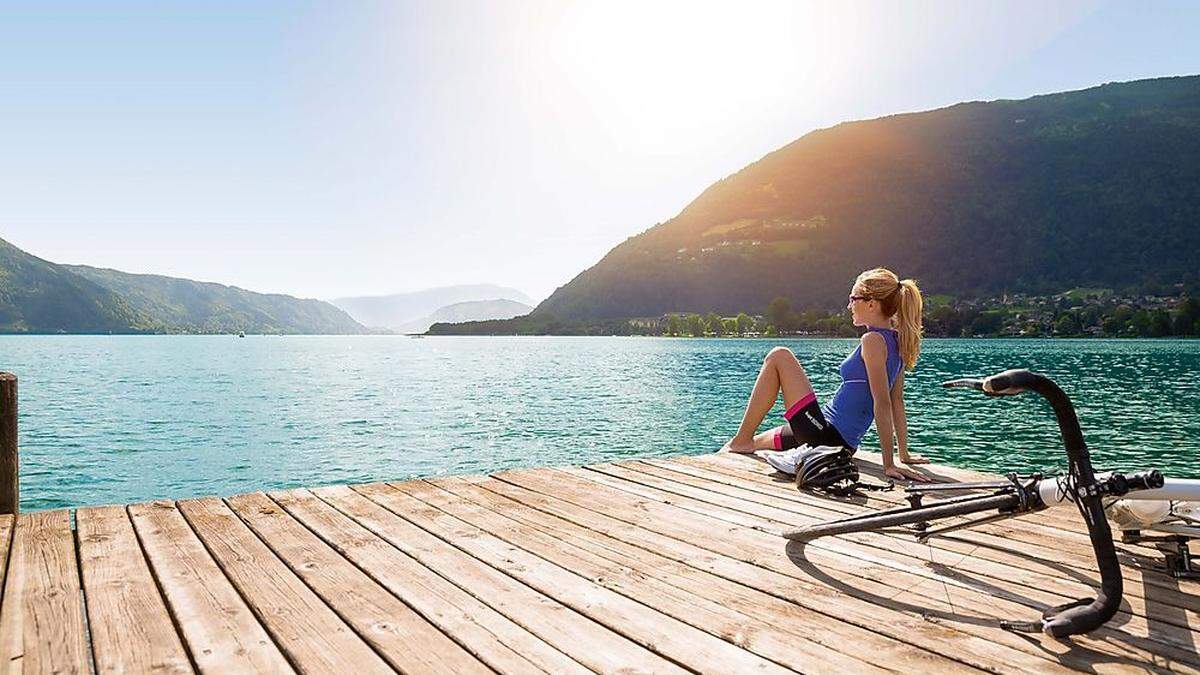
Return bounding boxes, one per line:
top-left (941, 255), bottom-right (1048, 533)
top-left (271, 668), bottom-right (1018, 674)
top-left (781, 368), bottom-right (1200, 637)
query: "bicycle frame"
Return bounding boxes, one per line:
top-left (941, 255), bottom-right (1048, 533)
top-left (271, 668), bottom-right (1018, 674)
top-left (784, 368), bottom-right (1196, 638)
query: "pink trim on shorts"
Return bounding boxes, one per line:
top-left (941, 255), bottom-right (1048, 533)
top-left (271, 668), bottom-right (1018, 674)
top-left (772, 426), bottom-right (784, 450)
top-left (784, 392), bottom-right (817, 420)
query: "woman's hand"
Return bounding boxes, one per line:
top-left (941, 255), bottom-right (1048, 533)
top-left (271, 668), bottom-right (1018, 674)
top-left (899, 452), bottom-right (930, 465)
top-left (884, 464), bottom-right (931, 482)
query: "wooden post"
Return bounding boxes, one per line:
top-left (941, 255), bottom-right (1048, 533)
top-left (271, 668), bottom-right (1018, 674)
top-left (0, 373), bottom-right (17, 515)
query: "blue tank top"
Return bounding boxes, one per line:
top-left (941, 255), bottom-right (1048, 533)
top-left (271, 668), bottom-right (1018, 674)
top-left (821, 327), bottom-right (903, 448)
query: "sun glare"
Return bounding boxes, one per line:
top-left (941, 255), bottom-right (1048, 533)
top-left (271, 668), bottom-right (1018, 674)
top-left (546, 1), bottom-right (866, 147)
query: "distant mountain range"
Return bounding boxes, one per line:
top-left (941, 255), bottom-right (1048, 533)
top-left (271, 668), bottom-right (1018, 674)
top-left (0, 237), bottom-right (365, 334)
top-left (528, 75), bottom-right (1200, 321)
top-left (398, 298), bottom-right (532, 334)
top-left (331, 284), bottom-right (533, 330)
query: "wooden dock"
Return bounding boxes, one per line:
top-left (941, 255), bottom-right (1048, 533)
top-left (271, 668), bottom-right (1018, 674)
top-left (0, 451), bottom-right (1196, 673)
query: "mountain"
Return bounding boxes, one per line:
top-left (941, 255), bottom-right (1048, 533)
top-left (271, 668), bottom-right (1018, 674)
top-left (331, 284), bottom-right (533, 330)
top-left (65, 265), bottom-right (367, 335)
top-left (0, 237), bottom-right (147, 333)
top-left (533, 75), bottom-right (1200, 320)
top-left (0, 236), bottom-right (367, 334)
top-left (402, 298), bottom-right (532, 334)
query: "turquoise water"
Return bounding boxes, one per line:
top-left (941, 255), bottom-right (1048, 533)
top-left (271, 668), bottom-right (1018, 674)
top-left (1, 336), bottom-right (1197, 511)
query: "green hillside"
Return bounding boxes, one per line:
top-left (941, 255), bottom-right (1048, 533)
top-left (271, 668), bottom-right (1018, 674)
top-left (65, 265), bottom-right (366, 335)
top-left (533, 75), bottom-right (1200, 320)
top-left (0, 237), bottom-right (366, 334)
top-left (0, 238), bottom-right (148, 333)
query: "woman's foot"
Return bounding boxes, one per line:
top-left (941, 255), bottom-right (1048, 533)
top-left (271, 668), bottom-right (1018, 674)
top-left (719, 437), bottom-right (757, 454)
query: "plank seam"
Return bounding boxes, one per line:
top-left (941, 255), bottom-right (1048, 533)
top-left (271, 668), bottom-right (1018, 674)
top-left (0, 515), bottom-right (15, 629)
top-left (489, 470), bottom-right (1029, 674)
top-left (125, 504), bottom-right (203, 674)
top-left (364, 481), bottom-right (733, 675)
top-left (350, 482), bottom-right (700, 672)
top-left (70, 509), bottom-right (99, 675)
top-left (174, 498), bottom-right (307, 675)
top-left (263, 490), bottom-right (543, 675)
top-left (309, 486), bottom-right (607, 674)
top-left (569, 464), bottom-right (1200, 669)
top-left (452, 476), bottom-right (965, 673)
top-left (219, 495), bottom-right (409, 675)
top-left (664, 457), bottom-right (1200, 620)
top-left (419, 477), bottom-right (893, 674)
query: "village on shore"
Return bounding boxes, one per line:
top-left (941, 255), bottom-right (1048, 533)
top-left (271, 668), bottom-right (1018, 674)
top-left (626, 287), bottom-right (1200, 339)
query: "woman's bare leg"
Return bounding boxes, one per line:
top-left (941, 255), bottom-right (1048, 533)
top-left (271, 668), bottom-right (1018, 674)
top-left (720, 347), bottom-right (815, 453)
top-left (752, 429), bottom-right (780, 450)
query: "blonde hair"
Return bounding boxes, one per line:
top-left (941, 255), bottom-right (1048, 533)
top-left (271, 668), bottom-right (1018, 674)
top-left (855, 268), bottom-right (924, 371)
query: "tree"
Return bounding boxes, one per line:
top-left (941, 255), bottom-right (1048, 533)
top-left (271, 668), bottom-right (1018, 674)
top-left (927, 305), bottom-right (963, 337)
top-left (1174, 297), bottom-right (1200, 335)
top-left (736, 312), bottom-right (753, 336)
top-left (1054, 313), bottom-right (1080, 336)
top-left (686, 313), bottom-right (704, 337)
top-left (1150, 310), bottom-right (1172, 337)
top-left (706, 312), bottom-right (724, 336)
top-left (766, 297), bottom-right (793, 333)
top-left (1101, 314), bottom-right (1126, 336)
top-left (969, 311), bottom-right (1004, 336)
top-left (666, 314), bottom-right (683, 336)
top-left (1131, 310), bottom-right (1154, 337)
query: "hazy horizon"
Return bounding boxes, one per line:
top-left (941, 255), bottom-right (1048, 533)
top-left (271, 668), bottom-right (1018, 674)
top-left (3, 0), bottom-right (1199, 304)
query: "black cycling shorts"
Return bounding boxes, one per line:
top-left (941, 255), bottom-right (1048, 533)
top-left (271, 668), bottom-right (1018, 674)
top-left (771, 391), bottom-right (849, 450)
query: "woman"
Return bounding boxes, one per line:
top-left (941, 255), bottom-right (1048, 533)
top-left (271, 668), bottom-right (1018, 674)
top-left (719, 268), bottom-right (929, 482)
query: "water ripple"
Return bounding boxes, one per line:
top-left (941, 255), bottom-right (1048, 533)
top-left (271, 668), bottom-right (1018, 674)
top-left (0, 335), bottom-right (1197, 510)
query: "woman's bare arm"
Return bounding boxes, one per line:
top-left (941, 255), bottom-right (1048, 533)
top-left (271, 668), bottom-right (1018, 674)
top-left (862, 334), bottom-right (927, 481)
top-left (890, 371), bottom-right (927, 464)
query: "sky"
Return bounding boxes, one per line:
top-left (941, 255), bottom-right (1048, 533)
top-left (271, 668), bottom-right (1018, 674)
top-left (1, 1), bottom-right (1198, 303)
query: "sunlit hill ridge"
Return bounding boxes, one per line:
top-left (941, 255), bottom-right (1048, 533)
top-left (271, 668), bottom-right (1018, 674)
top-left (521, 75), bottom-right (1200, 322)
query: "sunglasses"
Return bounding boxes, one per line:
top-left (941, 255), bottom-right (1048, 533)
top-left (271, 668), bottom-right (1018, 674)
top-left (849, 294), bottom-right (870, 303)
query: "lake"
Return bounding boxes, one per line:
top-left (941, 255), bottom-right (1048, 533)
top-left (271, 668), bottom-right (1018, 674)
top-left (1, 335), bottom-right (1197, 510)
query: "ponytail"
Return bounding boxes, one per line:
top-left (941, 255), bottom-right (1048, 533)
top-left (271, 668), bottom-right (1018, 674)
top-left (895, 278), bottom-right (923, 371)
top-left (854, 267), bottom-right (924, 370)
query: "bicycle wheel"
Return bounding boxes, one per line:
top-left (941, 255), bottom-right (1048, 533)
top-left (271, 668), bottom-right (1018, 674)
top-left (782, 492), bottom-right (1020, 541)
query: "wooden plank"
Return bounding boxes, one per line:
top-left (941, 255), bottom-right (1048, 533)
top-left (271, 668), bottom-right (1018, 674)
top-left (679, 453), bottom-right (1200, 614)
top-left (76, 506), bottom-right (192, 674)
top-left (0, 515), bottom-right (13, 607)
top-left (357, 479), bottom-right (792, 675)
top-left (692, 452), bottom-right (1200, 612)
top-left (311, 483), bottom-right (683, 674)
top-left (677, 455), bottom-right (1200, 657)
top-left (225, 492), bottom-right (490, 674)
top-left (603, 459), bottom-right (1200, 657)
top-left (0, 509), bottom-right (89, 674)
top-left (637, 457), bottom-right (1200, 631)
top-left (269, 488), bottom-right (583, 675)
top-left (176, 497), bottom-right (392, 675)
top-left (427, 475), bottom-right (968, 674)
top-left (710, 449), bottom-right (1200, 595)
top-left (400, 477), bottom-right (886, 674)
top-left (481, 470), bottom-right (1073, 674)
top-left (499, 465), bottom-right (1165, 674)
top-left (128, 500), bottom-right (293, 674)
top-left (564, 463), bottom-right (1200, 672)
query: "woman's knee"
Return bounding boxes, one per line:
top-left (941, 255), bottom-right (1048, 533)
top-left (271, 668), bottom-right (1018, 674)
top-left (765, 346), bottom-right (797, 365)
